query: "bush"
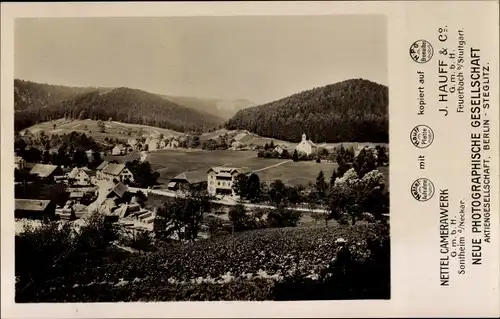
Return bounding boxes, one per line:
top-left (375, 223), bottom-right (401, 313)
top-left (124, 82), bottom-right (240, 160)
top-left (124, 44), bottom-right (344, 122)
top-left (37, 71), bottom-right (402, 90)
top-left (119, 229), bottom-right (154, 252)
top-left (15, 212), bottom-right (121, 302)
top-left (338, 214), bottom-right (350, 225)
top-left (361, 212), bottom-right (376, 223)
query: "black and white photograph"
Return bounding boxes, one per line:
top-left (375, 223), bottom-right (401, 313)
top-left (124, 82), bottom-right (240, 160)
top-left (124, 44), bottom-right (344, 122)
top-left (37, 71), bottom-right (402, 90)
top-left (13, 15), bottom-right (390, 302)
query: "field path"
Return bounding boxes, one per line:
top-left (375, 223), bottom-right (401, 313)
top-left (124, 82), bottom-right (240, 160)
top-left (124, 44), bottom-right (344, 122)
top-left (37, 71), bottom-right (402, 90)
top-left (251, 160), bottom-right (292, 173)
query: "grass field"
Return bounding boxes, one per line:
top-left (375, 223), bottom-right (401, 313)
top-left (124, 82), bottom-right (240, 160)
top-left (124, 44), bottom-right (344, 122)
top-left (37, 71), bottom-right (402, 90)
top-left (108, 149), bottom-right (285, 185)
top-left (106, 148), bottom-right (389, 189)
top-left (24, 119), bottom-right (183, 143)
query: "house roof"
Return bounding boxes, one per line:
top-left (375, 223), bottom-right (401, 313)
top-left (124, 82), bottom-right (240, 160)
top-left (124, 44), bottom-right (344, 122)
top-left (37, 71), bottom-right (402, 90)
top-left (102, 163), bottom-right (126, 176)
top-left (82, 168), bottom-right (97, 176)
top-left (67, 186), bottom-right (97, 193)
top-left (167, 182), bottom-right (176, 188)
top-left (15, 199), bottom-right (51, 212)
top-left (96, 161), bottom-right (109, 171)
top-left (29, 164), bottom-right (59, 178)
top-left (114, 204), bottom-right (128, 218)
top-left (207, 166), bottom-right (251, 176)
top-left (14, 156), bottom-right (25, 162)
top-left (67, 167), bottom-right (80, 179)
top-left (69, 192), bottom-right (85, 198)
top-left (172, 170), bottom-right (206, 184)
top-left (107, 182), bottom-right (128, 198)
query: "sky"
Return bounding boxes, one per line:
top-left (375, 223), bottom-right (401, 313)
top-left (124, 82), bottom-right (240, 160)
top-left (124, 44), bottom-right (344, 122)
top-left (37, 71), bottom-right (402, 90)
top-left (15, 16), bottom-right (387, 105)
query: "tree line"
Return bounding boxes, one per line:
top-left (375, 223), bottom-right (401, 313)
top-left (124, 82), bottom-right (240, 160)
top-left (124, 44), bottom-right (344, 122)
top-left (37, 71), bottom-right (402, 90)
top-left (225, 78), bottom-right (388, 143)
top-left (15, 131), bottom-right (104, 168)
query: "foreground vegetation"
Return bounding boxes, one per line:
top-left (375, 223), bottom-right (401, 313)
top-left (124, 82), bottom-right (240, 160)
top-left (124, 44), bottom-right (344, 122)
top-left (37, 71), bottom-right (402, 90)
top-left (15, 216), bottom-right (389, 302)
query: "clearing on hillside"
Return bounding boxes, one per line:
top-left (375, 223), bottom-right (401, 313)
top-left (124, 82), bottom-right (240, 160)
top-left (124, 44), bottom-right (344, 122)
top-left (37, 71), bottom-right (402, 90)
top-left (23, 119), bottom-right (183, 143)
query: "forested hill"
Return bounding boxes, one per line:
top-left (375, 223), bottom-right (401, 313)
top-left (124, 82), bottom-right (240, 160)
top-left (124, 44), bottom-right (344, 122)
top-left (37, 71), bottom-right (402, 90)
top-left (225, 79), bottom-right (389, 143)
top-left (14, 79), bottom-right (107, 111)
top-left (14, 82), bottom-right (224, 132)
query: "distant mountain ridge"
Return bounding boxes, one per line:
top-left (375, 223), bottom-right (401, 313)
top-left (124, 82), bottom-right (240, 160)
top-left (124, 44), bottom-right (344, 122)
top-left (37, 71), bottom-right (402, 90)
top-left (159, 95), bottom-right (255, 120)
top-left (225, 78), bottom-right (389, 143)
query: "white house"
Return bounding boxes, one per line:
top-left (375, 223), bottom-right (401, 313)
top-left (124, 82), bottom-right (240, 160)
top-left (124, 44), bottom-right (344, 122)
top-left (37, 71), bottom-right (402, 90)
top-left (112, 145), bottom-right (126, 156)
top-left (147, 138), bottom-right (159, 152)
top-left (273, 145), bottom-right (287, 155)
top-left (67, 167), bottom-right (96, 185)
top-left (127, 138), bottom-right (138, 147)
top-left (295, 133), bottom-right (317, 156)
top-left (168, 138), bottom-right (180, 149)
top-left (85, 150), bottom-right (94, 161)
top-left (207, 166), bottom-right (250, 197)
top-left (231, 141), bottom-right (244, 150)
top-left (159, 140), bottom-right (167, 149)
top-left (97, 162), bottom-right (134, 183)
top-left (14, 156), bottom-right (26, 170)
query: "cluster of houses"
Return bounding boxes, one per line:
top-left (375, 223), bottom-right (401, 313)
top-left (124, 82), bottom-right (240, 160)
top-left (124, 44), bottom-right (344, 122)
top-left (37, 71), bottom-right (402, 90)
top-left (144, 135), bottom-right (180, 152)
top-left (14, 159), bottom-right (144, 225)
top-left (109, 133), bottom-right (183, 156)
top-left (14, 151), bottom-right (253, 232)
top-left (110, 134), bottom-right (183, 156)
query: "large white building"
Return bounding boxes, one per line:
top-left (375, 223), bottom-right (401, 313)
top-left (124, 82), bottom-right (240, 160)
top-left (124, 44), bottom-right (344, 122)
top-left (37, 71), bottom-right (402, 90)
top-left (295, 133), bottom-right (317, 156)
top-left (207, 166), bottom-right (250, 197)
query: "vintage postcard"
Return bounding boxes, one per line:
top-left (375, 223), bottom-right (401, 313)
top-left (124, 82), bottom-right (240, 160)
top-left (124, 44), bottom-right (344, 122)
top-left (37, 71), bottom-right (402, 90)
top-left (1, 1), bottom-right (498, 318)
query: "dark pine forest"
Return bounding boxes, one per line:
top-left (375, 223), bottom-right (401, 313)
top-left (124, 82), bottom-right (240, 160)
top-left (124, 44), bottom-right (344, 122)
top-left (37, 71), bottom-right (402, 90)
top-left (225, 79), bottom-right (388, 143)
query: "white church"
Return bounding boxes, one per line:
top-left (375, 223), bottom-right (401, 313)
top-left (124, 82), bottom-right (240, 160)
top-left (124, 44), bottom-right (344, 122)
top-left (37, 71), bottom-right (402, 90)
top-left (295, 133), bottom-right (317, 156)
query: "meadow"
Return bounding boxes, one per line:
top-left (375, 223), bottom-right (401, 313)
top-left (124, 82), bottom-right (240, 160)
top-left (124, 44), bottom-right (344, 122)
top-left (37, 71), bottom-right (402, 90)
top-left (23, 119), bottom-right (182, 143)
top-left (107, 148), bottom-right (389, 189)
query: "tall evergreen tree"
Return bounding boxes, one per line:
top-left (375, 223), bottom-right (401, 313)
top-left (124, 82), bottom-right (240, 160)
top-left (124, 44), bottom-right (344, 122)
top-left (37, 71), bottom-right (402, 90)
top-left (315, 170), bottom-right (328, 203)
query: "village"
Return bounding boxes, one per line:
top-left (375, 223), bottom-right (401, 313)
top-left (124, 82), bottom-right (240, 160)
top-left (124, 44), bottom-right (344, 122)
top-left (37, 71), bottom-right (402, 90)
top-left (14, 127), bottom-right (386, 237)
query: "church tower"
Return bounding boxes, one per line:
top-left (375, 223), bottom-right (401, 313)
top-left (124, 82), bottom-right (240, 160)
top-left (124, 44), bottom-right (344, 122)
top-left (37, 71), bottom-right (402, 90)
top-left (302, 133), bottom-right (307, 141)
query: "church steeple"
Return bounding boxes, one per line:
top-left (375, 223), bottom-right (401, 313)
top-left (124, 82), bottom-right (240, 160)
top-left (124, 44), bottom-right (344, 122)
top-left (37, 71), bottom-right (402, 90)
top-left (302, 133), bottom-right (307, 141)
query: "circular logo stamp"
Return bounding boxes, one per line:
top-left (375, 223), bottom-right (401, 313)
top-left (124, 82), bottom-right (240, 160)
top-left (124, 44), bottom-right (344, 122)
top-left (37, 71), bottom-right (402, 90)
top-left (410, 125), bottom-right (434, 148)
top-left (409, 40), bottom-right (434, 63)
top-left (411, 178), bottom-right (435, 202)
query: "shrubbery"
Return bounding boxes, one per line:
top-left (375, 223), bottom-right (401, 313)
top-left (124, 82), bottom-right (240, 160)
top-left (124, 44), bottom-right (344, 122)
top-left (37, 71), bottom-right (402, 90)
top-left (15, 212), bottom-right (123, 302)
top-left (16, 223), bottom-right (389, 302)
